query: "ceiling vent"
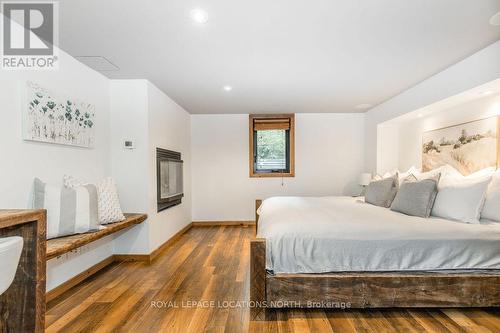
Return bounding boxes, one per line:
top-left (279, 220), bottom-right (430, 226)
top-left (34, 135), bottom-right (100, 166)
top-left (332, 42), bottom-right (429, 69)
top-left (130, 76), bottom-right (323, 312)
top-left (75, 56), bottom-right (119, 72)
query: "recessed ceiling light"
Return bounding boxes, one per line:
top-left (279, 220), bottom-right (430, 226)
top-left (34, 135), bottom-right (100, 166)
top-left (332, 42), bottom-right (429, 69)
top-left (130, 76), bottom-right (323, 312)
top-left (479, 90), bottom-right (493, 96)
top-left (190, 8), bottom-right (208, 24)
top-left (490, 11), bottom-right (500, 26)
top-left (223, 85), bottom-right (232, 91)
top-left (355, 103), bottom-right (372, 110)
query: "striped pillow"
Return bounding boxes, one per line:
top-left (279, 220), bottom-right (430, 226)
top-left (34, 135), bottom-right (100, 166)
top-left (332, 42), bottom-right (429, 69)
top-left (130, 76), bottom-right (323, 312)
top-left (32, 178), bottom-right (99, 239)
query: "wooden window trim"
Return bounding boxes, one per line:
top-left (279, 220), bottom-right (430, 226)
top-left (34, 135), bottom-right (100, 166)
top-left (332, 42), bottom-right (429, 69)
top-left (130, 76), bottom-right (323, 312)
top-left (249, 114), bottom-right (295, 178)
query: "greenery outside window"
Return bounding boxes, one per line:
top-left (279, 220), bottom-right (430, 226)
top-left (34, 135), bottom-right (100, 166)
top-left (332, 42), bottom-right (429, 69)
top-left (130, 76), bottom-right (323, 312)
top-left (249, 114), bottom-right (295, 177)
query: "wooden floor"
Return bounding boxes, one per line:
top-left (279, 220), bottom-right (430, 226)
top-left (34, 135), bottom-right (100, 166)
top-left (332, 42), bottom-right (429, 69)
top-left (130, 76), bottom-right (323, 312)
top-left (47, 226), bottom-right (500, 332)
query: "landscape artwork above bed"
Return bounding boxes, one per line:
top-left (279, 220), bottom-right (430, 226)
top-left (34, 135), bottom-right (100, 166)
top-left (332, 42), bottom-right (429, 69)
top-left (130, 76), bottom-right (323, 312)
top-left (23, 81), bottom-right (95, 148)
top-left (422, 116), bottom-right (499, 175)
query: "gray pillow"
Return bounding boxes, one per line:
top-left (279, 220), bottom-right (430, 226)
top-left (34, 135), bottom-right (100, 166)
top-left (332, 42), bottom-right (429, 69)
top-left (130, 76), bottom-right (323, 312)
top-left (365, 175), bottom-right (398, 208)
top-left (390, 175), bottom-right (440, 218)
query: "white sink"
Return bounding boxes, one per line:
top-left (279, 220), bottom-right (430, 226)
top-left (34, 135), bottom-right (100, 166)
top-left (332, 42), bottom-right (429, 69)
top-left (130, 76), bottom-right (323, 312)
top-left (0, 236), bottom-right (23, 295)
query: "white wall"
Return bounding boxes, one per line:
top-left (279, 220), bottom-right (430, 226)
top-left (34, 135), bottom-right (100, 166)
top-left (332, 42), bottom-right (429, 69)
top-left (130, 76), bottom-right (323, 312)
top-left (146, 82), bottom-right (192, 252)
top-left (0, 58), bottom-right (110, 207)
top-left (0, 48), bottom-right (113, 291)
top-left (110, 80), bottom-right (150, 254)
top-left (110, 80), bottom-right (192, 254)
top-left (47, 236), bottom-right (113, 291)
top-left (366, 40), bottom-right (500, 173)
top-left (1, 68), bottom-right (191, 290)
top-left (191, 113), bottom-right (365, 221)
top-left (376, 124), bottom-right (400, 174)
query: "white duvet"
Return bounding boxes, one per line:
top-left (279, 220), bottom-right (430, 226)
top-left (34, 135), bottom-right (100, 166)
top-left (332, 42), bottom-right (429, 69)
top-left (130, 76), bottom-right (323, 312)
top-left (257, 196), bottom-right (500, 274)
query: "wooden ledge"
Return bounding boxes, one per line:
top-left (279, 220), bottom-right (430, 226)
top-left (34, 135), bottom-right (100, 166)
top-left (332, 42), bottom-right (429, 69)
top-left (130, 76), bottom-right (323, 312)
top-left (0, 209), bottom-right (46, 229)
top-left (47, 213), bottom-right (147, 260)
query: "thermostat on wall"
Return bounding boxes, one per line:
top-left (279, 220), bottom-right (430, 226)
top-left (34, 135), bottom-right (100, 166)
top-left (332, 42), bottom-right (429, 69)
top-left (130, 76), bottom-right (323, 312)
top-left (124, 140), bottom-right (134, 149)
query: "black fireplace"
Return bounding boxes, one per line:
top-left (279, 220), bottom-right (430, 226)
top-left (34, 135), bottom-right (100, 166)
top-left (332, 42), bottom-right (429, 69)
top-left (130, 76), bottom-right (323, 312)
top-left (156, 148), bottom-right (184, 212)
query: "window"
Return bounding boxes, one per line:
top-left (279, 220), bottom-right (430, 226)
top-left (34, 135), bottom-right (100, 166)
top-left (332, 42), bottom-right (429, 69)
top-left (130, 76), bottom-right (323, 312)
top-left (249, 114), bottom-right (295, 177)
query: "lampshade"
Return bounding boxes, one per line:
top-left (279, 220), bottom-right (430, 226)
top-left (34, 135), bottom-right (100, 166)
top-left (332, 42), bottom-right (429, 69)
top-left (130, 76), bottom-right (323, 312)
top-left (358, 173), bottom-right (372, 186)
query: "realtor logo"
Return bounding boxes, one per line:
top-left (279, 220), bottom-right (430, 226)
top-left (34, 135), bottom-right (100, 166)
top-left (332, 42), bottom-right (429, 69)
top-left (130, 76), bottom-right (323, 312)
top-left (1, 1), bottom-right (58, 69)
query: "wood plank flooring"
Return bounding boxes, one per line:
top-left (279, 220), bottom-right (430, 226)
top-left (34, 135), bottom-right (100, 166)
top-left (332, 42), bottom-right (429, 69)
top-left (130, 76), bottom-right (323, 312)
top-left (47, 226), bottom-right (500, 332)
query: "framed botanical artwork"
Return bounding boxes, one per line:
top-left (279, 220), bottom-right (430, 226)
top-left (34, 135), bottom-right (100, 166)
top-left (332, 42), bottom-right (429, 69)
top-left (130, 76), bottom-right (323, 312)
top-left (23, 81), bottom-right (95, 148)
top-left (422, 116), bottom-right (499, 175)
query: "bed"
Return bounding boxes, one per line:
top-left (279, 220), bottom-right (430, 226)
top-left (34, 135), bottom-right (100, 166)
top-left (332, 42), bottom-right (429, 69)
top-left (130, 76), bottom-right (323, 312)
top-left (250, 196), bottom-right (500, 320)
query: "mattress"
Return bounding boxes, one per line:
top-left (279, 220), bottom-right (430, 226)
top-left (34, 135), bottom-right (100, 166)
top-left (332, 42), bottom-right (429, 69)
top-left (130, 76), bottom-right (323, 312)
top-left (256, 196), bottom-right (500, 274)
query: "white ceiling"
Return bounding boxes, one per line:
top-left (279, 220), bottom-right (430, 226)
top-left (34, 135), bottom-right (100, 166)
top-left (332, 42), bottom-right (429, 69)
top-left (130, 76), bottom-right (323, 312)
top-left (58, 0), bottom-right (500, 114)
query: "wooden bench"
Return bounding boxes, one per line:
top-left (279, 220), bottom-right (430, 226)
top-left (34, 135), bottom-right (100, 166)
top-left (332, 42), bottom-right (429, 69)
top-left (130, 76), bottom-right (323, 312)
top-left (47, 213), bottom-right (147, 260)
top-left (46, 213), bottom-right (147, 301)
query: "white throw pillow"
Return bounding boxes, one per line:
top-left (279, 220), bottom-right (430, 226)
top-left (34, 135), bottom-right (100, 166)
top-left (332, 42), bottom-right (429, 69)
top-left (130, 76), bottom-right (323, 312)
top-left (431, 175), bottom-right (492, 224)
top-left (481, 171), bottom-right (500, 222)
top-left (32, 178), bottom-right (99, 239)
top-left (64, 175), bottom-right (125, 225)
top-left (416, 164), bottom-right (462, 181)
top-left (466, 167), bottom-right (496, 179)
top-left (382, 169), bottom-right (398, 179)
top-left (398, 166), bottom-right (420, 182)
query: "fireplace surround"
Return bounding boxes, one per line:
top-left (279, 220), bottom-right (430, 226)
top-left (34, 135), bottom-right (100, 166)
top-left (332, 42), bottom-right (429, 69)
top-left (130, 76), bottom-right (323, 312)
top-left (156, 148), bottom-right (184, 212)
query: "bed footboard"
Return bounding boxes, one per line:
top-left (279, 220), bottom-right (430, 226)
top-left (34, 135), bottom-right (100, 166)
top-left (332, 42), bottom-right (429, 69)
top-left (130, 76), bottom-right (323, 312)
top-left (250, 238), bottom-right (266, 320)
top-left (249, 238), bottom-right (500, 317)
top-left (266, 271), bottom-right (500, 308)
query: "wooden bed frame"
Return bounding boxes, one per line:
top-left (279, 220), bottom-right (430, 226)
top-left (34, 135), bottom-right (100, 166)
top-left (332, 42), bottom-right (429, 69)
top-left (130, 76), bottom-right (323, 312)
top-left (250, 200), bottom-right (500, 320)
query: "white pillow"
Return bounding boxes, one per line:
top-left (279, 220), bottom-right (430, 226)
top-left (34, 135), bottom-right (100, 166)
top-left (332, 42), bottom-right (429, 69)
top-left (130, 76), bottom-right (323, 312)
top-left (481, 171), bottom-right (500, 222)
top-left (32, 178), bottom-right (99, 239)
top-left (370, 169), bottom-right (398, 181)
top-left (431, 175), bottom-right (492, 224)
top-left (64, 175), bottom-right (125, 225)
top-left (382, 169), bottom-right (398, 179)
top-left (416, 164), bottom-right (462, 181)
top-left (466, 167), bottom-right (496, 179)
top-left (375, 167), bottom-right (419, 182)
top-left (398, 166), bottom-right (420, 182)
